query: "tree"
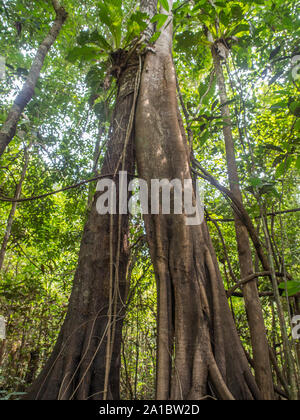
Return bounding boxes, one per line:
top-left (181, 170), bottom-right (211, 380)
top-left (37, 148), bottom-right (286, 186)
top-left (0, 0), bottom-right (67, 157)
top-left (24, 44), bottom-right (137, 400)
top-left (210, 35), bottom-right (274, 400)
top-left (0, 0), bottom-right (299, 401)
top-left (135, 0), bottom-right (260, 400)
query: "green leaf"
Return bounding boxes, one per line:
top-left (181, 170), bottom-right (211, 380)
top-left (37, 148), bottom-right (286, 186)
top-left (198, 129), bottom-right (210, 148)
top-left (78, 30), bottom-right (112, 51)
top-left (275, 156), bottom-right (294, 178)
top-left (98, 1), bottom-right (123, 49)
top-left (219, 11), bottom-right (229, 26)
top-left (264, 143), bottom-right (284, 153)
top-left (66, 46), bottom-right (101, 63)
top-left (151, 13), bottom-right (168, 30)
top-left (279, 281), bottom-right (300, 297)
top-left (150, 32), bottom-right (161, 43)
top-left (125, 11), bottom-right (148, 45)
top-left (260, 185), bottom-right (280, 198)
top-left (289, 101), bottom-right (300, 117)
top-left (176, 30), bottom-right (202, 52)
top-left (271, 101), bottom-right (287, 112)
top-left (160, 0), bottom-right (170, 12)
top-left (231, 4), bottom-right (243, 20)
top-left (229, 23), bottom-right (250, 36)
top-left (296, 156), bottom-right (300, 174)
top-left (249, 176), bottom-right (264, 188)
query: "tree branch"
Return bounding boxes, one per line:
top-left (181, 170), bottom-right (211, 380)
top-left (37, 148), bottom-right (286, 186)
top-left (0, 173), bottom-right (136, 203)
top-left (226, 271), bottom-right (286, 298)
top-left (208, 208), bottom-right (300, 223)
top-left (0, 0), bottom-right (67, 157)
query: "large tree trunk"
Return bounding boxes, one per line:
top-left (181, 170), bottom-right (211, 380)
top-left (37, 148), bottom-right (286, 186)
top-left (0, 0), bottom-right (67, 158)
top-left (135, 0), bottom-right (261, 400)
top-left (24, 53), bottom-right (138, 400)
top-left (211, 45), bottom-right (274, 400)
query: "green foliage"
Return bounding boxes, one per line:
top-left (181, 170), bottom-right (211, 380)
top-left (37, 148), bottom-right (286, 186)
top-left (151, 13), bottom-right (168, 31)
top-left (0, 0), bottom-right (299, 398)
top-left (279, 281), bottom-right (300, 297)
top-left (66, 0), bottom-right (149, 65)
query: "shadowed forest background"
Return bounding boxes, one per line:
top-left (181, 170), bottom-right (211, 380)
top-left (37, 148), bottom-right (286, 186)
top-left (0, 0), bottom-right (299, 400)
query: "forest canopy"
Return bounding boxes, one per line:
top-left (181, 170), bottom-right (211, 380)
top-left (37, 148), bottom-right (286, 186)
top-left (0, 0), bottom-right (299, 402)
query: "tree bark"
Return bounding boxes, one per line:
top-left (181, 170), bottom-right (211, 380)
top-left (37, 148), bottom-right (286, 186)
top-left (24, 53), bottom-right (138, 400)
top-left (211, 45), bottom-right (274, 400)
top-left (135, 0), bottom-right (261, 400)
top-left (0, 0), bottom-right (67, 158)
top-left (87, 120), bottom-right (105, 210)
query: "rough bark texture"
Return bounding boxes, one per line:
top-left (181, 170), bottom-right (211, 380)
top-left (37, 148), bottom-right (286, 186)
top-left (0, 0), bottom-right (67, 158)
top-left (135, 0), bottom-right (261, 400)
top-left (211, 45), bottom-right (274, 400)
top-left (24, 54), bottom-right (138, 400)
